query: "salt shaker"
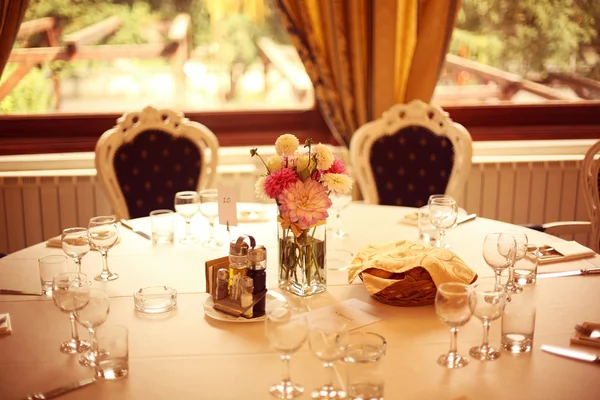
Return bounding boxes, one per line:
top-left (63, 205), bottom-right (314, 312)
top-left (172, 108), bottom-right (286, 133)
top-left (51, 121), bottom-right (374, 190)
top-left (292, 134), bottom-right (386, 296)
top-left (214, 268), bottom-right (229, 301)
top-left (248, 245), bottom-right (267, 318)
top-left (240, 276), bottom-right (254, 319)
top-left (228, 235), bottom-right (253, 301)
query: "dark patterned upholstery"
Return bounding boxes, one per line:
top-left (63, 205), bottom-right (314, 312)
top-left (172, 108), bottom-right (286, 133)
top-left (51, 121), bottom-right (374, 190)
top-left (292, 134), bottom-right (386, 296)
top-left (113, 130), bottom-right (202, 219)
top-left (369, 126), bottom-right (455, 207)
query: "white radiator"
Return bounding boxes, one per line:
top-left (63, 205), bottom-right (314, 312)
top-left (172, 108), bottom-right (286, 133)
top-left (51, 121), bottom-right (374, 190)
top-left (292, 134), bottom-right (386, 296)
top-left (0, 159), bottom-right (592, 254)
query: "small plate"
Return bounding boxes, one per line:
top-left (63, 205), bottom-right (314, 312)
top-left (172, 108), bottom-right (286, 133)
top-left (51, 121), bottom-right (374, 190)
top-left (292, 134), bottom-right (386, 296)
top-left (203, 292), bottom-right (287, 323)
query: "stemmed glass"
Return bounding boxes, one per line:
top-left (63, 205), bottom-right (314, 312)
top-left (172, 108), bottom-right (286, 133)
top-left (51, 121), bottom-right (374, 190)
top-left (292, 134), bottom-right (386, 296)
top-left (504, 231), bottom-right (528, 294)
top-left (199, 189), bottom-right (223, 248)
top-left (174, 191), bottom-right (200, 245)
top-left (428, 195), bottom-right (458, 248)
top-left (89, 216), bottom-right (119, 281)
top-left (307, 318), bottom-right (348, 399)
top-left (435, 282), bottom-right (474, 368)
top-left (52, 272), bottom-right (91, 354)
top-left (329, 192), bottom-right (352, 239)
top-left (483, 233), bottom-right (517, 291)
top-left (469, 282), bottom-right (506, 361)
top-left (75, 288), bottom-right (110, 367)
top-left (265, 307), bottom-right (308, 399)
top-left (61, 227), bottom-right (91, 274)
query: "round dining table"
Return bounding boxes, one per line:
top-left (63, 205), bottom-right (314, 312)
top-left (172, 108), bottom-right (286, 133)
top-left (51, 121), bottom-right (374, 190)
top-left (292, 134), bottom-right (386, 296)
top-left (0, 203), bottom-right (599, 400)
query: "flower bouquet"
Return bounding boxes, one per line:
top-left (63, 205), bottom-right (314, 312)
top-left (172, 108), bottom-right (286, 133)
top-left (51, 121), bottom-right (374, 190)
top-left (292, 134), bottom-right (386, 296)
top-left (251, 134), bottom-right (353, 297)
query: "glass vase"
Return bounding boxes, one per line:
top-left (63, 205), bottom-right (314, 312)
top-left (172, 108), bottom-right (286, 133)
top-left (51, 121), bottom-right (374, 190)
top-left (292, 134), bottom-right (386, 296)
top-left (278, 222), bottom-right (327, 297)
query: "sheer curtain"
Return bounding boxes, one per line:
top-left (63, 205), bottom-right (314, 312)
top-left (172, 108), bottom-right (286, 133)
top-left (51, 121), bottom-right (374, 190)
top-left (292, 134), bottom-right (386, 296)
top-left (0, 0), bottom-right (29, 77)
top-left (274, 0), bottom-right (460, 147)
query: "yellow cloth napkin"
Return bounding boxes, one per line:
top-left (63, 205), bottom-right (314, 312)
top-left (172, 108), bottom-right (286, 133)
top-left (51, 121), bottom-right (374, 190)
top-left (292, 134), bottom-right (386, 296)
top-left (45, 236), bottom-right (120, 249)
top-left (348, 240), bottom-right (477, 293)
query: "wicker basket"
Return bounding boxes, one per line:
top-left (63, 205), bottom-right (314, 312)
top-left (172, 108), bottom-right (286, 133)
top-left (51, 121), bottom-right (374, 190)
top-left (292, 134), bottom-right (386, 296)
top-left (361, 267), bottom-right (437, 307)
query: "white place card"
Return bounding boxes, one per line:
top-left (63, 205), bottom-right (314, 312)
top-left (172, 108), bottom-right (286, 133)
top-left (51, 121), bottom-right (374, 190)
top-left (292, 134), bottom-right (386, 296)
top-left (304, 298), bottom-right (381, 331)
top-left (217, 186), bottom-right (238, 227)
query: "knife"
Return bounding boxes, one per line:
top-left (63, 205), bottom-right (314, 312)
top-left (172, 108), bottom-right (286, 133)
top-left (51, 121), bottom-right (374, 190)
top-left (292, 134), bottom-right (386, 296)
top-left (541, 345), bottom-right (600, 364)
top-left (537, 267), bottom-right (600, 279)
top-left (120, 219), bottom-right (151, 240)
top-left (0, 289), bottom-right (43, 296)
top-left (24, 377), bottom-right (96, 399)
top-left (456, 213), bottom-right (477, 226)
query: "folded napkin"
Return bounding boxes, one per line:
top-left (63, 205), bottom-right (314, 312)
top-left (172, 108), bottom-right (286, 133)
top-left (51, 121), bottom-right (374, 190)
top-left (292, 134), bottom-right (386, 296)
top-left (550, 241), bottom-right (596, 261)
top-left (348, 240), bottom-right (477, 303)
top-left (46, 236), bottom-right (121, 249)
top-left (0, 313), bottom-right (12, 336)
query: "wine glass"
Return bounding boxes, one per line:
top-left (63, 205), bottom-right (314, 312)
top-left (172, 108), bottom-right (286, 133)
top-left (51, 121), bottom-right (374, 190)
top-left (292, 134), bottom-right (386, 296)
top-left (75, 288), bottom-right (110, 367)
top-left (307, 318), bottom-right (348, 399)
top-left (483, 233), bottom-right (517, 290)
top-left (52, 272), bottom-right (91, 354)
top-left (61, 227), bottom-right (91, 274)
top-left (468, 282), bottom-right (506, 361)
top-left (265, 307), bottom-right (308, 399)
top-left (199, 189), bottom-right (223, 248)
top-left (89, 216), bottom-right (119, 281)
top-left (174, 191), bottom-right (200, 245)
top-left (329, 192), bottom-right (352, 239)
top-left (435, 282), bottom-right (474, 368)
top-left (504, 231), bottom-right (528, 294)
top-left (428, 195), bottom-right (458, 248)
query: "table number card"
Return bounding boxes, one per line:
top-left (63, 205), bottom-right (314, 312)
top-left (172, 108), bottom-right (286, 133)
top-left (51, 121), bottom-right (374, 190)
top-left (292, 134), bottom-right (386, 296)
top-left (217, 186), bottom-right (238, 227)
top-left (304, 298), bottom-right (382, 331)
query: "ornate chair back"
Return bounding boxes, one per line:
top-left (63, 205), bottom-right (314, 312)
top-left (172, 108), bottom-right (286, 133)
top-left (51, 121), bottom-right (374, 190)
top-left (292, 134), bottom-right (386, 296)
top-left (95, 106), bottom-right (219, 220)
top-left (350, 100), bottom-right (472, 207)
top-left (582, 140), bottom-right (600, 252)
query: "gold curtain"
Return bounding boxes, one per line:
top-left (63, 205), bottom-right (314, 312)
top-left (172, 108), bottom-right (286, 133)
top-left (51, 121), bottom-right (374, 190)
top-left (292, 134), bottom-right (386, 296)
top-left (274, 0), bottom-right (461, 147)
top-left (0, 0), bottom-right (29, 77)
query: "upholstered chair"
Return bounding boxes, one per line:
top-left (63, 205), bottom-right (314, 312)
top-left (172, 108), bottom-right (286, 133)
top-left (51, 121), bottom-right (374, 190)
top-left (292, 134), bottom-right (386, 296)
top-left (350, 100), bottom-right (473, 207)
top-left (95, 106), bottom-right (219, 220)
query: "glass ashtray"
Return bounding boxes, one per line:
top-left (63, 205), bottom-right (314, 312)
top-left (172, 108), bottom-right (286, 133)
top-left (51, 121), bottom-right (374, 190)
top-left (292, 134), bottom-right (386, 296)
top-left (134, 286), bottom-right (177, 314)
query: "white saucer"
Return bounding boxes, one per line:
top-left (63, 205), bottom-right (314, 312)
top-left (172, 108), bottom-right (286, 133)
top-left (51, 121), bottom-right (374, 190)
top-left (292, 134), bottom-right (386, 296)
top-left (203, 292), bottom-right (287, 323)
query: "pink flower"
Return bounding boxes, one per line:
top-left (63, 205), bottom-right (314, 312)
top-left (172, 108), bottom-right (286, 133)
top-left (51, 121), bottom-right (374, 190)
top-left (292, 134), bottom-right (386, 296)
top-left (278, 179), bottom-right (332, 230)
top-left (327, 156), bottom-right (350, 176)
top-left (264, 168), bottom-right (298, 199)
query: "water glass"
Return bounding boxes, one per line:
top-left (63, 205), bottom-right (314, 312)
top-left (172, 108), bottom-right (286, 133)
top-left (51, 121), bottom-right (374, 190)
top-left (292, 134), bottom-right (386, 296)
top-left (483, 233), bottom-right (517, 290)
top-left (513, 245), bottom-right (539, 285)
top-left (61, 227), bottom-right (91, 274)
top-left (89, 216), bottom-right (119, 281)
top-left (501, 302), bottom-right (536, 353)
top-left (469, 282), bottom-right (506, 361)
top-left (417, 205), bottom-right (438, 244)
top-left (39, 255), bottom-right (68, 296)
top-left (95, 325), bottom-right (129, 380)
top-left (504, 231), bottom-right (528, 294)
top-left (52, 272), bottom-right (91, 354)
top-left (149, 209), bottom-right (175, 245)
top-left (329, 192), bottom-right (352, 239)
top-left (340, 332), bottom-right (387, 400)
top-left (75, 288), bottom-right (110, 367)
top-left (428, 194), bottom-right (458, 248)
top-left (174, 191), bottom-right (200, 245)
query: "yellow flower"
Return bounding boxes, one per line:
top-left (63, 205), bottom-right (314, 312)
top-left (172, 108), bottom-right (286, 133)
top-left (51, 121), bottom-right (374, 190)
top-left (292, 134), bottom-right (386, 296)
top-left (266, 155), bottom-right (283, 173)
top-left (313, 144), bottom-right (334, 170)
top-left (275, 134), bottom-right (300, 157)
top-left (321, 173), bottom-right (353, 194)
top-left (254, 176), bottom-right (270, 201)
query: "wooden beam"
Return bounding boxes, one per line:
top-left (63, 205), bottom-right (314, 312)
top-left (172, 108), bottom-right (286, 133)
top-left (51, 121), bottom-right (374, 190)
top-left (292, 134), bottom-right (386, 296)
top-left (16, 17), bottom-right (56, 39)
top-left (0, 64), bottom-right (33, 101)
top-left (547, 72), bottom-right (600, 92)
top-left (8, 43), bottom-right (178, 64)
top-left (445, 54), bottom-right (575, 101)
top-left (433, 85), bottom-right (500, 101)
top-left (63, 16), bottom-right (122, 50)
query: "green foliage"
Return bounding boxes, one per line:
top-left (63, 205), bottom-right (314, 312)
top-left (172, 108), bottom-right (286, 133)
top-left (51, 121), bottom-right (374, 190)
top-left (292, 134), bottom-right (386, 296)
top-left (0, 65), bottom-right (53, 113)
top-left (455, 0), bottom-right (599, 78)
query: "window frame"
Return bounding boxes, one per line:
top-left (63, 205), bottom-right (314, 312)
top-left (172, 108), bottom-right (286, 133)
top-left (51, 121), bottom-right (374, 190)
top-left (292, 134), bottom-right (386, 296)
top-left (0, 102), bottom-right (599, 156)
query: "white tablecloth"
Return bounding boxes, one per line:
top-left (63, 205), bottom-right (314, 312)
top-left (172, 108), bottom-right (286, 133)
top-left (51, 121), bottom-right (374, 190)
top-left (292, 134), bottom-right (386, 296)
top-left (1, 203), bottom-right (599, 399)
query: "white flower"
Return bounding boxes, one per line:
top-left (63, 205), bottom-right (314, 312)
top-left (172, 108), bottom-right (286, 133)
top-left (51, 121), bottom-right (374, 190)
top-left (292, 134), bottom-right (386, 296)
top-left (255, 176), bottom-right (270, 201)
top-left (275, 134), bottom-right (300, 157)
top-left (321, 173), bottom-right (353, 194)
top-left (266, 155), bottom-right (283, 173)
top-left (313, 144), bottom-right (334, 170)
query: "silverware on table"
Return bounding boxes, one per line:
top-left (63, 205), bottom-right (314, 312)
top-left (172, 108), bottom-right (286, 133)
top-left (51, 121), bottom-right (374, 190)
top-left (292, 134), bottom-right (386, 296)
top-left (120, 219), bottom-right (151, 240)
top-left (536, 267), bottom-right (600, 279)
top-left (455, 213), bottom-right (477, 226)
top-left (23, 377), bottom-right (95, 399)
top-left (0, 289), bottom-right (43, 296)
top-left (541, 345), bottom-right (600, 364)
top-left (575, 324), bottom-right (600, 339)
